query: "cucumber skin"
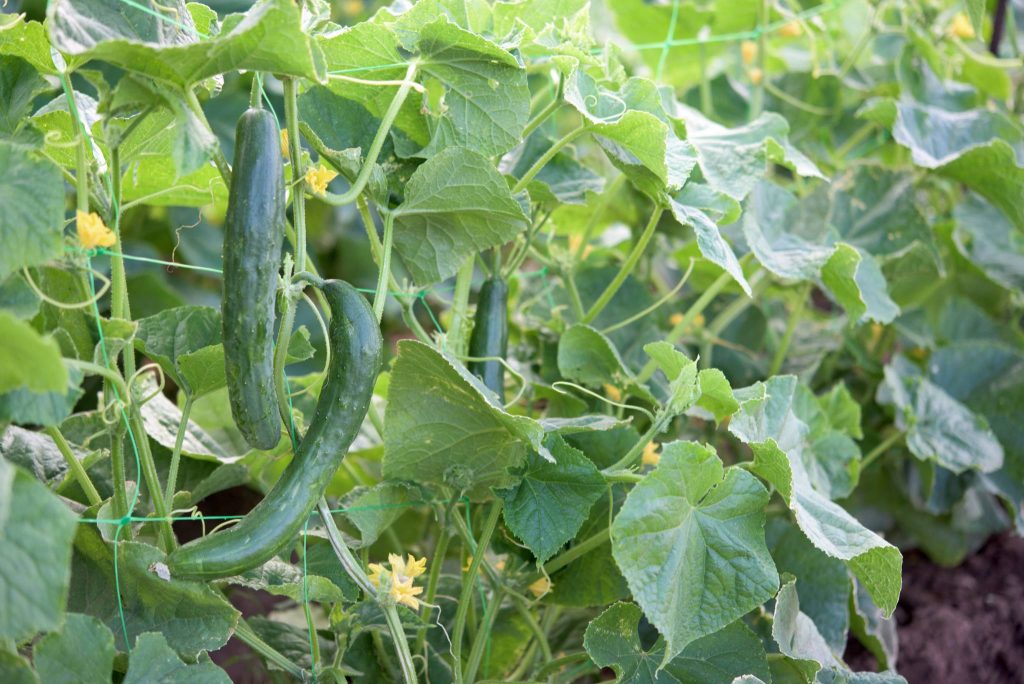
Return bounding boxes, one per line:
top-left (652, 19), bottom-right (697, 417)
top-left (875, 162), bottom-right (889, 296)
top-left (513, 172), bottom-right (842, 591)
top-left (169, 281), bottom-right (383, 579)
top-left (468, 277), bottom-right (509, 402)
top-left (223, 108), bottom-right (285, 451)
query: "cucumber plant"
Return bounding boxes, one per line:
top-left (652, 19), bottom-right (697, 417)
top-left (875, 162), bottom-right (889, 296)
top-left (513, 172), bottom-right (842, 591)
top-left (0, 0), bottom-right (1021, 683)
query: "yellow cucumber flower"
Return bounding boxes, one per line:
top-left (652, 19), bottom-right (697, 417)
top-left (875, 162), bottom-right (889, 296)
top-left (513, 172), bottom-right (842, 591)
top-left (642, 441), bottom-right (661, 467)
top-left (604, 384), bottom-right (622, 402)
top-left (280, 128), bottom-right (290, 160)
top-left (528, 576), bottom-right (551, 598)
top-left (779, 21), bottom-right (802, 38)
top-left (741, 40), bottom-right (758, 65)
top-left (76, 210), bottom-right (116, 250)
top-left (305, 164), bottom-right (338, 195)
top-left (950, 13), bottom-right (975, 40)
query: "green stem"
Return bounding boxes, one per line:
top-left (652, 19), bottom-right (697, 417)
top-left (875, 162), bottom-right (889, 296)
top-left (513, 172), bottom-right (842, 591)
top-left (273, 282), bottom-right (299, 433)
top-left (372, 211), bottom-right (395, 323)
top-left (581, 206), bottom-right (664, 324)
top-left (464, 586), bottom-right (504, 683)
top-left (603, 410), bottom-right (672, 473)
top-left (65, 359), bottom-right (130, 400)
top-left (525, 527), bottom-right (610, 585)
top-left (698, 43), bottom-right (714, 116)
top-left (415, 522), bottom-right (451, 655)
top-left (533, 652), bottom-right (590, 679)
top-left (769, 282), bottom-right (810, 376)
top-left (127, 409), bottom-right (176, 550)
top-left (749, 0), bottom-right (767, 120)
top-left (45, 426), bottom-right (102, 506)
top-left (302, 593), bottom-right (322, 673)
top-left (235, 619), bottom-right (309, 682)
top-left (283, 78), bottom-right (308, 273)
top-left (699, 270), bottom-right (766, 368)
top-left (832, 122), bottom-right (877, 163)
top-left (321, 61), bottom-right (419, 207)
top-left (384, 605), bottom-right (418, 684)
top-left (511, 125), bottom-right (587, 195)
top-left (452, 502), bottom-right (503, 684)
top-left (510, 596), bottom-right (553, 665)
top-left (564, 271), bottom-right (586, 321)
top-left (860, 430), bottom-right (904, 469)
top-left (574, 175), bottom-right (625, 262)
top-left (162, 395), bottom-right (194, 512)
top-left (107, 147), bottom-right (131, 326)
top-left (185, 89), bottom-right (232, 184)
top-left (521, 81), bottom-right (562, 140)
top-left (449, 258), bottom-right (476, 357)
top-left (250, 74), bottom-right (263, 109)
top-left (109, 424), bottom-right (128, 520)
top-left (637, 270), bottom-right (732, 383)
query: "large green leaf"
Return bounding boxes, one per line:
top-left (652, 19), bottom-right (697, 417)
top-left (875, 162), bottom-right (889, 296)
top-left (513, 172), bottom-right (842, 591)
top-left (0, 311), bottom-right (68, 396)
top-left (415, 18), bottom-right (530, 158)
top-left (730, 376), bottom-right (902, 616)
top-left (879, 355), bottom-right (1004, 474)
top-left (0, 15), bottom-right (56, 75)
top-left (47, 0), bottom-right (326, 87)
top-left (496, 435), bottom-right (605, 564)
top-left (68, 527), bottom-right (240, 654)
top-left (0, 56), bottom-right (50, 136)
top-left (33, 613), bottom-right (116, 684)
top-left (952, 193), bottom-right (1024, 293)
top-left (557, 324), bottom-right (654, 402)
top-left (772, 578), bottom-right (841, 678)
top-left (382, 340), bottom-right (546, 497)
top-left (124, 632), bottom-right (230, 684)
top-left (392, 147), bottom-right (528, 285)
top-left (0, 142), bottom-right (64, 281)
top-left (0, 366), bottom-right (84, 427)
top-left (0, 424), bottom-right (90, 487)
top-left (583, 602), bottom-right (771, 684)
top-left (611, 441), bottom-right (778, 665)
top-left (668, 196), bottom-right (750, 296)
top-left (134, 305), bottom-right (221, 390)
top-left (0, 459), bottom-right (77, 641)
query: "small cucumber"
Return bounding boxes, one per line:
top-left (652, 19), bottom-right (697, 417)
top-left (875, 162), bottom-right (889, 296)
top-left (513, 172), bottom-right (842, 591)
top-left (468, 277), bottom-right (509, 401)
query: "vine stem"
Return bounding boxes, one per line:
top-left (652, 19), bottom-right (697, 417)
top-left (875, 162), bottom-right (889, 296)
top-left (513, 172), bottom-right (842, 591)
top-left (581, 205), bottom-right (665, 324)
top-left (45, 426), bottom-right (102, 506)
top-left (449, 258), bottom-right (476, 357)
top-left (861, 431), bottom-right (905, 469)
top-left (315, 499), bottom-right (418, 683)
top-left (321, 61), bottom-right (419, 206)
top-left (749, 0), bottom-right (767, 120)
top-left (603, 408), bottom-right (673, 473)
top-left (372, 211), bottom-right (395, 323)
top-left (464, 586), bottom-right (504, 682)
top-left (162, 394), bottom-right (194, 512)
top-left (769, 282), bottom-right (811, 376)
top-left (521, 75), bottom-right (562, 140)
top-left (511, 124), bottom-right (588, 194)
top-left (415, 510), bottom-right (451, 655)
top-left (522, 528), bottom-right (611, 587)
top-left (283, 78), bottom-right (308, 273)
top-left (235, 619), bottom-right (309, 681)
top-left (452, 501), bottom-right (503, 684)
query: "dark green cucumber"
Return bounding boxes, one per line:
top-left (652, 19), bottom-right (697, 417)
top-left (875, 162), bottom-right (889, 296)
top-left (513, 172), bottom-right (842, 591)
top-left (223, 108), bottom-right (286, 451)
top-left (468, 277), bottom-right (509, 402)
top-left (169, 281), bottom-right (382, 579)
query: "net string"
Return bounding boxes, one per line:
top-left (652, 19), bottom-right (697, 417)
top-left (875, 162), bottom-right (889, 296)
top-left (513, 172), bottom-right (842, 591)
top-left (55, 0), bottom-right (845, 675)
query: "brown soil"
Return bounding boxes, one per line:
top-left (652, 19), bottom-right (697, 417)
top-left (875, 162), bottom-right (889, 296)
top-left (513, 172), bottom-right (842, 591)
top-left (851, 533), bottom-right (1024, 684)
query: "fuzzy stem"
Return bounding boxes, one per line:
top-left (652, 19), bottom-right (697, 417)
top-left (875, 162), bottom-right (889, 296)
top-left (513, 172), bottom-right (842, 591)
top-left (45, 426), bottom-right (102, 506)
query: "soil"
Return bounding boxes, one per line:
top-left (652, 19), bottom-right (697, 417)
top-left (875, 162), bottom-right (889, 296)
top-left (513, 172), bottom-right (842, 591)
top-left (849, 533), bottom-right (1024, 684)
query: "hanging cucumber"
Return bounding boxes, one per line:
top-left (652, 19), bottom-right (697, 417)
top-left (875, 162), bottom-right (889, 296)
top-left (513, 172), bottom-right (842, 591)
top-left (170, 280), bottom-right (383, 579)
top-left (223, 108), bottom-right (286, 451)
top-left (468, 277), bottom-right (509, 402)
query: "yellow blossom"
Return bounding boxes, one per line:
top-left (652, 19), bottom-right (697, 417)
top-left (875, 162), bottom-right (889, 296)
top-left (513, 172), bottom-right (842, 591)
top-left (641, 441), bottom-right (661, 467)
top-left (368, 562), bottom-right (386, 588)
top-left (305, 164), bottom-right (338, 195)
top-left (494, 559), bottom-right (506, 572)
top-left (280, 129), bottom-right (290, 160)
top-left (76, 211), bottom-right (116, 250)
top-left (778, 21), bottom-right (802, 38)
top-left (389, 553), bottom-right (427, 581)
top-left (749, 67), bottom-right (763, 86)
top-left (950, 12), bottom-right (975, 40)
top-left (693, 313), bottom-right (705, 328)
top-left (669, 312), bottom-right (684, 327)
top-left (390, 576), bottom-right (424, 609)
top-left (528, 576), bottom-right (551, 598)
top-left (741, 40), bottom-right (758, 65)
top-left (604, 384), bottom-right (622, 402)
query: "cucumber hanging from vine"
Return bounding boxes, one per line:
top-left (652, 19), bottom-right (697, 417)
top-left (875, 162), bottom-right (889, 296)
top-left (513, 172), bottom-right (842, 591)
top-left (468, 277), bottom-right (509, 402)
top-left (169, 280), bottom-right (383, 579)
top-left (222, 107), bottom-right (286, 451)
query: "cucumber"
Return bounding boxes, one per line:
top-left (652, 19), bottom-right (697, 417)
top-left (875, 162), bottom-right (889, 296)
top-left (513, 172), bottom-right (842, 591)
top-left (468, 277), bottom-right (509, 402)
top-left (223, 108), bottom-right (285, 450)
top-left (170, 280), bottom-right (382, 579)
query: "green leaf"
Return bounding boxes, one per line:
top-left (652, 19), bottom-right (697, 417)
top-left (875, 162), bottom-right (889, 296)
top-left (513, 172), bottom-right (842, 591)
top-left (821, 243), bottom-right (899, 324)
top-left (583, 602), bottom-right (771, 684)
top-left (68, 527), bottom-right (240, 654)
top-left (772, 578), bottom-right (841, 678)
top-left (47, 0), bottom-right (326, 88)
top-left (0, 424), bottom-right (88, 487)
top-left (176, 344), bottom-right (227, 399)
top-left (135, 305), bottom-right (221, 388)
top-left (0, 651), bottom-right (37, 684)
top-left (504, 130), bottom-right (604, 205)
top-left (965, 0), bottom-right (985, 34)
top-left (0, 366), bottom-right (84, 427)
top-left (818, 383), bottom-right (862, 440)
top-left (887, 99), bottom-right (1023, 169)
top-left (228, 559), bottom-right (346, 604)
top-left (382, 340), bottom-right (546, 497)
top-left (0, 15), bottom-right (56, 75)
top-left (694, 368), bottom-right (739, 423)
top-left (879, 355), bottom-right (1004, 474)
top-left (849, 580), bottom-right (898, 671)
top-left (0, 311), bottom-right (68, 396)
top-left (0, 273), bottom-right (40, 320)
top-left (642, 341), bottom-right (698, 416)
top-left (611, 441), bottom-right (778, 665)
top-left (496, 435), bottom-right (605, 564)
top-left (139, 380), bottom-right (234, 462)
top-left (392, 147), bottom-right (528, 285)
top-left (677, 105), bottom-right (824, 201)
top-left (0, 56), bottom-right (50, 136)
top-left (953, 193), bottom-right (1024, 293)
top-left (742, 182), bottom-right (834, 281)
top-left (557, 324), bottom-right (655, 402)
top-left (0, 142), bottom-right (64, 280)
top-left (730, 377), bottom-right (901, 616)
top-left (767, 518), bottom-right (850, 653)
top-left (415, 18), bottom-right (530, 158)
top-left (0, 459), bottom-right (77, 641)
top-left (124, 632), bottom-right (230, 684)
top-left (33, 613), bottom-right (116, 684)
top-left (668, 196), bottom-right (750, 296)
top-left (341, 482), bottom-right (418, 548)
